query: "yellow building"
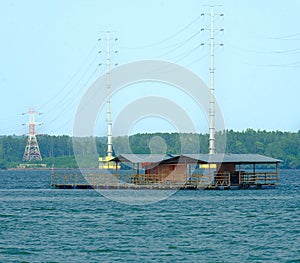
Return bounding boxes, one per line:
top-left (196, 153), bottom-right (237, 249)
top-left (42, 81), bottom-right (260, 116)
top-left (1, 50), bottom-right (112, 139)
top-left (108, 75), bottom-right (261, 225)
top-left (99, 156), bottom-right (120, 169)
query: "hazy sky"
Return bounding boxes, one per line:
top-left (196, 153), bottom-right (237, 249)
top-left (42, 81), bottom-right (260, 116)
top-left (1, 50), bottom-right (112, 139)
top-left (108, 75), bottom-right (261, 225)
top-left (0, 0), bottom-right (300, 136)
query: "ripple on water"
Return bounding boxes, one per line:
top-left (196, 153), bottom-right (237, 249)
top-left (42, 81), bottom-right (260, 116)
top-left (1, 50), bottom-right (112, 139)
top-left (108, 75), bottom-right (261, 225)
top-left (0, 169), bottom-right (299, 262)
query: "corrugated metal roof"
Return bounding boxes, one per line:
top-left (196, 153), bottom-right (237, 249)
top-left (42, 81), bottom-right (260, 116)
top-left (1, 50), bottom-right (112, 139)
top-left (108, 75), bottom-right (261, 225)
top-left (111, 153), bottom-right (281, 164)
top-left (111, 154), bottom-right (176, 163)
top-left (182, 154), bottom-right (282, 164)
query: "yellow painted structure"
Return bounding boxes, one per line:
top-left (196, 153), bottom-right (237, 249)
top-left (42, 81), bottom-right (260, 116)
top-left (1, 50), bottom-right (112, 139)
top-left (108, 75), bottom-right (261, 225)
top-left (99, 156), bottom-right (120, 169)
top-left (199, 164), bottom-right (217, 169)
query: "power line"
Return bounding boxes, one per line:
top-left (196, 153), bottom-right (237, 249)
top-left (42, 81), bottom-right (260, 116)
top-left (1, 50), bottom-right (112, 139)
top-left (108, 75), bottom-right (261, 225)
top-left (120, 15), bottom-right (203, 50)
top-left (40, 41), bottom-right (99, 110)
top-left (43, 66), bottom-right (100, 132)
top-left (156, 31), bottom-right (202, 59)
top-left (227, 43), bottom-right (300, 55)
top-left (49, 64), bottom-right (102, 135)
top-left (268, 32), bottom-right (300, 40)
top-left (226, 42), bottom-right (300, 68)
top-left (184, 52), bottom-right (210, 67)
top-left (41, 63), bottom-right (100, 132)
top-left (41, 55), bottom-right (99, 119)
top-left (41, 33), bottom-right (119, 135)
top-left (164, 43), bottom-right (205, 63)
top-left (258, 61), bottom-right (300, 68)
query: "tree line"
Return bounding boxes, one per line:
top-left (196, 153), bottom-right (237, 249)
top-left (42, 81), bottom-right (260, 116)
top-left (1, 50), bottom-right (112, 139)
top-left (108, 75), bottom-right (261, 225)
top-left (0, 129), bottom-right (299, 168)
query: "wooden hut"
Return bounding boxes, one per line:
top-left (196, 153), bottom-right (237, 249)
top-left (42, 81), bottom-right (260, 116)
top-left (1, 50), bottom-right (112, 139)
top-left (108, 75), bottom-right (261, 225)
top-left (112, 153), bottom-right (281, 189)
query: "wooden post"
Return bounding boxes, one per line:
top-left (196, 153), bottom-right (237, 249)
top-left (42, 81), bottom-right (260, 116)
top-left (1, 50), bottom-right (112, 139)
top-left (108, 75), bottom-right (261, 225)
top-left (252, 164), bottom-right (255, 184)
top-left (185, 157), bottom-right (187, 185)
top-left (276, 163), bottom-right (278, 185)
top-left (132, 163), bottom-right (135, 184)
top-left (115, 161), bottom-right (118, 179)
top-left (263, 172), bottom-right (266, 185)
top-left (238, 164), bottom-right (241, 184)
top-left (50, 167), bottom-right (54, 186)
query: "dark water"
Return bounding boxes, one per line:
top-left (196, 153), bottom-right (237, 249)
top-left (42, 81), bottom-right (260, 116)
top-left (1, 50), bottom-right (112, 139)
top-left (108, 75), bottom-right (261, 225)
top-left (0, 169), bottom-right (299, 262)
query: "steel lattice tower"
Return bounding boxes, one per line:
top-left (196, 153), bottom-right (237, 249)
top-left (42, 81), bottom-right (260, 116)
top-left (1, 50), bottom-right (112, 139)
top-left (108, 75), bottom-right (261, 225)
top-left (22, 107), bottom-right (42, 161)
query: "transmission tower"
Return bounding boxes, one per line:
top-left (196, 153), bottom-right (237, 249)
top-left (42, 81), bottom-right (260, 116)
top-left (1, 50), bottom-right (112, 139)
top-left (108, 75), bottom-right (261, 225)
top-left (22, 107), bottom-right (42, 161)
top-left (201, 7), bottom-right (224, 154)
top-left (106, 31), bottom-right (113, 157)
top-left (98, 31), bottom-right (119, 169)
top-left (101, 31), bottom-right (117, 157)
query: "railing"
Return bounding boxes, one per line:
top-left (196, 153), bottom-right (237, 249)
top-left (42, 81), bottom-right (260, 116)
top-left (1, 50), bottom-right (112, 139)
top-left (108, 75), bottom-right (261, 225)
top-left (239, 171), bottom-right (278, 186)
top-left (51, 170), bottom-right (278, 189)
top-left (131, 174), bottom-right (166, 184)
top-left (50, 170), bottom-right (121, 187)
top-left (187, 173), bottom-right (231, 188)
top-left (51, 171), bottom-right (200, 188)
top-left (133, 174), bottom-right (187, 187)
top-left (187, 174), bottom-right (212, 187)
top-left (51, 171), bottom-right (178, 187)
top-left (213, 172), bottom-right (231, 187)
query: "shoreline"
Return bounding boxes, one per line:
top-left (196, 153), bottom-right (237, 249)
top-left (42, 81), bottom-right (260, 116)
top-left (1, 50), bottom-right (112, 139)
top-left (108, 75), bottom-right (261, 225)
top-left (7, 167), bottom-right (52, 171)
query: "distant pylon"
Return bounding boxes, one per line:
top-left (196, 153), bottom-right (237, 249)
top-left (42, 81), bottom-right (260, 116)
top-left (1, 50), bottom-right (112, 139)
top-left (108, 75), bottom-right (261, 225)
top-left (22, 107), bottom-right (42, 161)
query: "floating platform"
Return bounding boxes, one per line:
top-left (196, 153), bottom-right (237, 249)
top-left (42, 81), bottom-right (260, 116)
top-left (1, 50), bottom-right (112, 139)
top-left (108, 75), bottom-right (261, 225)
top-left (51, 154), bottom-right (280, 191)
top-left (51, 183), bottom-right (277, 190)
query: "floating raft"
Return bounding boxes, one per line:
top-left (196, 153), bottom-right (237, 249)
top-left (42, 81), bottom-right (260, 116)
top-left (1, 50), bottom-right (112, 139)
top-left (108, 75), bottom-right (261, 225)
top-left (51, 153), bottom-right (280, 190)
top-left (51, 183), bottom-right (276, 190)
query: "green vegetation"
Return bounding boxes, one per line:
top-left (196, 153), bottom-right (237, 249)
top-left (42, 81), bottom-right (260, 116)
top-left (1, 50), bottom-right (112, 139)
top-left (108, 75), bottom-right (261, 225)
top-left (0, 129), bottom-right (300, 169)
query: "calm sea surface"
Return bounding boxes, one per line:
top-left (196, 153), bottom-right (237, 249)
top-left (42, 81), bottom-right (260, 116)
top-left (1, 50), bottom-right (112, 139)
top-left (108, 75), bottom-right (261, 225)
top-left (0, 169), bottom-right (299, 262)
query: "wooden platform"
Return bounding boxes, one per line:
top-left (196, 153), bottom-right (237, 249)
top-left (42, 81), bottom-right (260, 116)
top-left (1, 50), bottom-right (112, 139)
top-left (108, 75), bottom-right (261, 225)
top-left (51, 183), bottom-right (276, 190)
top-left (50, 171), bottom-right (277, 190)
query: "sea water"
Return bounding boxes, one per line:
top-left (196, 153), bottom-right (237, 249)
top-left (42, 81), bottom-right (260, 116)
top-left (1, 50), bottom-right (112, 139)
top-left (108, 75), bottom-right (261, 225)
top-left (0, 169), bottom-right (299, 262)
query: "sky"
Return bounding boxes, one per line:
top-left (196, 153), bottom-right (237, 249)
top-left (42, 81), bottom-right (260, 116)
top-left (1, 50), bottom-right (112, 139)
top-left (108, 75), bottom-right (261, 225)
top-left (0, 0), bottom-right (300, 136)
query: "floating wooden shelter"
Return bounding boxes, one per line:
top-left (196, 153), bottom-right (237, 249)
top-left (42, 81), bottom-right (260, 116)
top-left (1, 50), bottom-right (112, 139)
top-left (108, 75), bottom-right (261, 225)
top-left (51, 153), bottom-right (281, 190)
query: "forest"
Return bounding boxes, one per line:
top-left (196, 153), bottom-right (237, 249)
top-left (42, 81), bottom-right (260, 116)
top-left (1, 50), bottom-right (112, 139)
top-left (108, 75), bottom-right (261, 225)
top-left (0, 129), bottom-right (299, 169)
